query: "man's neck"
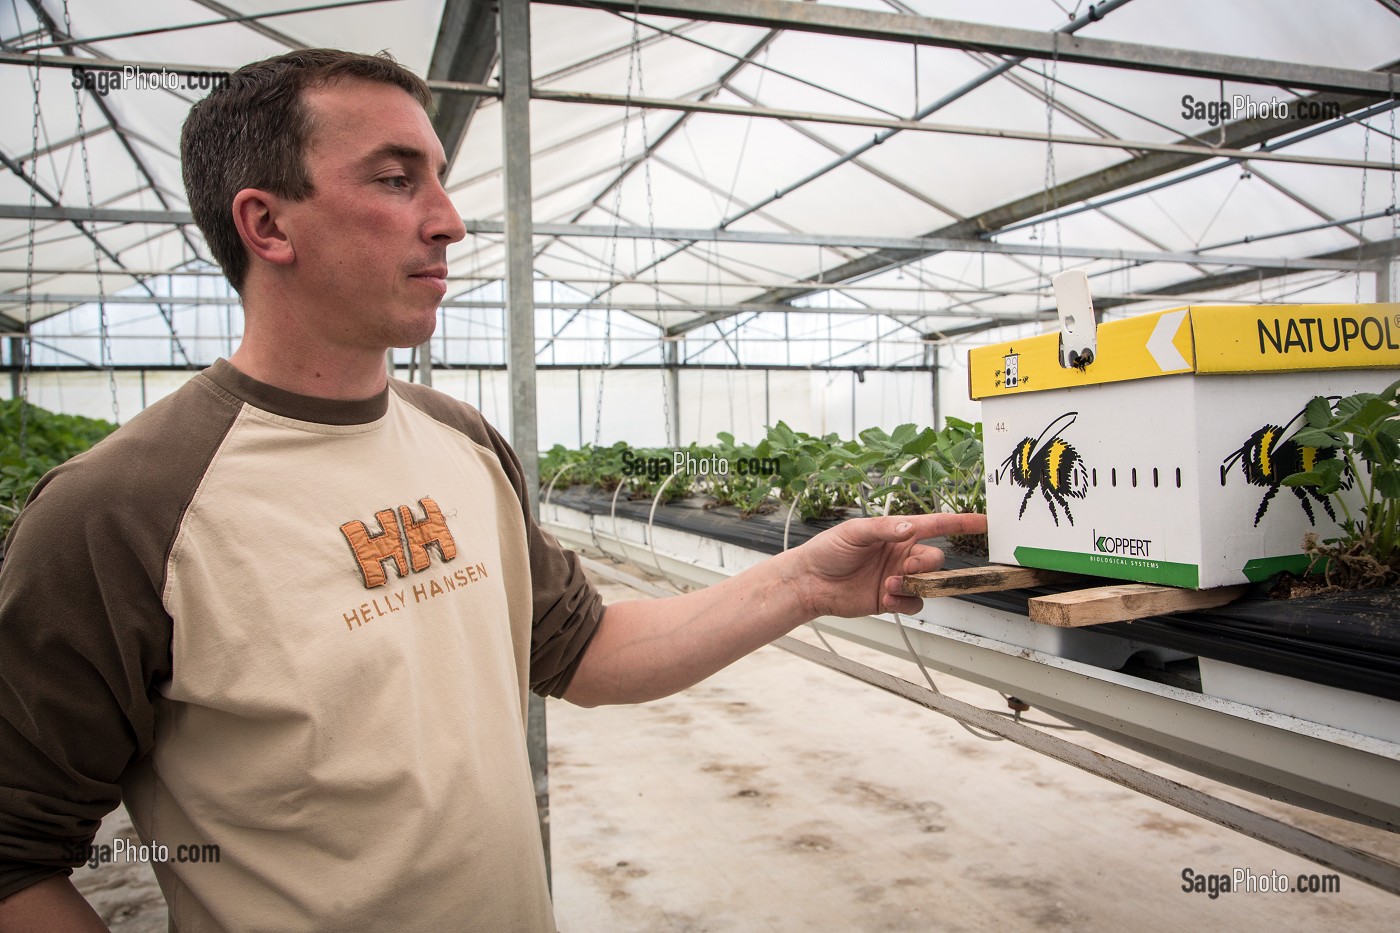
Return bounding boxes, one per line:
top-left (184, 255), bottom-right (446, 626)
top-left (230, 293), bottom-right (389, 401)
top-left (228, 342), bottom-right (389, 401)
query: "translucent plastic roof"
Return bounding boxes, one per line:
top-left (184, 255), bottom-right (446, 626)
top-left (2, 0), bottom-right (1398, 373)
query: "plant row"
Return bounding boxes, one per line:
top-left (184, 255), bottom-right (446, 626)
top-left (1, 400), bottom-right (117, 547)
top-left (540, 418), bottom-right (985, 524)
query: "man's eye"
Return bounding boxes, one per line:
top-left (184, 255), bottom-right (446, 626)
top-left (382, 176), bottom-right (410, 190)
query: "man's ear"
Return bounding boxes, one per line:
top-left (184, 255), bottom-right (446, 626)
top-left (232, 188), bottom-right (295, 268)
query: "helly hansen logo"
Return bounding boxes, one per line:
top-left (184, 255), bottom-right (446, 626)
top-left (340, 497), bottom-right (457, 589)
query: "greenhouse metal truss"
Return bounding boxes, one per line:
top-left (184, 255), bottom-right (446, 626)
top-left (1, 0), bottom-right (1398, 445)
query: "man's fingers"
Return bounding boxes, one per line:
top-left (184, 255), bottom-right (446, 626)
top-left (882, 591), bottom-right (925, 614)
top-left (904, 511), bottom-right (987, 539)
top-left (847, 511), bottom-right (988, 545)
top-left (904, 545), bottom-right (945, 575)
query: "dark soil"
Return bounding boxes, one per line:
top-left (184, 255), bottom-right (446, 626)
top-left (1269, 533), bottom-right (1400, 599)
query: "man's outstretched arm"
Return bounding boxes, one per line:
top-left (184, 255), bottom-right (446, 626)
top-left (562, 512), bottom-right (985, 707)
top-left (0, 875), bottom-right (107, 932)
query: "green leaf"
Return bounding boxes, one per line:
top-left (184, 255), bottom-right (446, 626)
top-left (1339, 397), bottom-right (1396, 433)
top-left (1304, 395), bottom-right (1333, 428)
top-left (1376, 471), bottom-right (1400, 499)
top-left (1313, 457), bottom-right (1347, 495)
top-left (1335, 392), bottom-right (1378, 420)
top-left (1361, 432), bottom-right (1399, 465)
top-left (1292, 428), bottom-right (1340, 449)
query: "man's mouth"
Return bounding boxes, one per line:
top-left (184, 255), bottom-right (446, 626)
top-left (408, 265), bottom-right (449, 293)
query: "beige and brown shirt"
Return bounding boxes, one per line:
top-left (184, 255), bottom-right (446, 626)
top-left (0, 359), bottom-right (603, 931)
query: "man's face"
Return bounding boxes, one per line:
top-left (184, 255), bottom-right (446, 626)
top-left (278, 78), bottom-right (465, 353)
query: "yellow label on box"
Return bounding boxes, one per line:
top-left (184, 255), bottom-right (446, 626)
top-left (970, 307), bottom-right (1195, 398)
top-left (969, 303), bottom-right (1400, 398)
top-left (1191, 303), bottom-right (1400, 372)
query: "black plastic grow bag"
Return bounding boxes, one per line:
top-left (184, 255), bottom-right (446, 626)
top-left (546, 485), bottom-right (1400, 704)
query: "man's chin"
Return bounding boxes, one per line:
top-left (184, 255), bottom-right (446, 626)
top-left (387, 318), bottom-right (440, 350)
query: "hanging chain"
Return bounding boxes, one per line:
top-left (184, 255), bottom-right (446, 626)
top-left (60, 0), bottom-right (119, 422)
top-left (625, 1), bottom-right (670, 447)
top-left (73, 71), bottom-right (120, 423)
top-left (1355, 117), bottom-right (1371, 304)
top-left (1390, 98), bottom-right (1397, 300)
top-left (595, 5), bottom-right (648, 447)
top-left (1035, 35), bottom-right (1064, 294)
top-left (18, 56), bottom-right (42, 454)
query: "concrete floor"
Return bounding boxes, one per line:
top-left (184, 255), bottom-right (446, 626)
top-left (548, 569), bottom-right (1400, 932)
top-left (67, 561), bottom-right (1399, 931)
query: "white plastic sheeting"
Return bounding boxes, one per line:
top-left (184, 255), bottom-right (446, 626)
top-left (2, 0), bottom-right (1398, 436)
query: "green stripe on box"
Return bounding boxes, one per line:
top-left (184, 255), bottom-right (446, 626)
top-left (1013, 546), bottom-right (1200, 589)
top-left (1242, 554), bottom-right (1311, 583)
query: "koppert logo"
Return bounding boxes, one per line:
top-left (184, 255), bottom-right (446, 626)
top-left (1092, 529), bottom-right (1153, 557)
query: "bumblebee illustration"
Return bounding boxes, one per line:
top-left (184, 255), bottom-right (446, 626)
top-left (995, 412), bottom-right (1089, 526)
top-left (1219, 404), bottom-right (1347, 527)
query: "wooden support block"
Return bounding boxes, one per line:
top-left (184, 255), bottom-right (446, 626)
top-left (1029, 583), bottom-right (1249, 628)
top-left (901, 564), bottom-right (1076, 598)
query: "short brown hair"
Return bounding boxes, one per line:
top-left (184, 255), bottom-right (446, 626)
top-left (181, 49), bottom-right (433, 292)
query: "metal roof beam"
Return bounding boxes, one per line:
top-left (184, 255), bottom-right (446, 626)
top-left (539, 0), bottom-right (1400, 96)
top-left (707, 75), bottom-right (1400, 334)
top-left (20, 0), bottom-right (381, 52)
top-left (24, 4), bottom-right (210, 306)
top-left (1091, 236), bottom-right (1400, 309)
top-left (529, 87), bottom-right (1397, 173)
top-left (456, 218), bottom-right (1367, 272)
top-left (0, 204), bottom-right (195, 224)
top-left (428, 0), bottom-right (498, 168)
top-left (0, 49), bottom-right (499, 96)
top-left (0, 149), bottom-right (192, 362)
top-left (538, 0), bottom-right (1135, 326)
top-left (925, 235), bottom-right (1400, 340)
top-left (547, 29), bottom-right (782, 307)
top-left (185, 0), bottom-right (311, 49)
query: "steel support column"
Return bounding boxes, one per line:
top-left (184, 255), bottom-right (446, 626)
top-left (664, 338), bottom-right (680, 445)
top-left (8, 336), bottom-right (21, 398)
top-left (500, 0), bottom-right (549, 889)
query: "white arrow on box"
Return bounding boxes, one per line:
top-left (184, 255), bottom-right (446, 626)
top-left (1146, 309), bottom-right (1190, 372)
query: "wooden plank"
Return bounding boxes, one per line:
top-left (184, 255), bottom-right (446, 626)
top-left (1029, 583), bottom-right (1249, 627)
top-left (901, 564), bottom-right (1075, 597)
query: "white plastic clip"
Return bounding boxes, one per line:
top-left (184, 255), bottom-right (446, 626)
top-left (1053, 269), bottom-right (1097, 369)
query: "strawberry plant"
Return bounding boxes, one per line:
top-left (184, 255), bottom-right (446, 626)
top-left (706, 432), bottom-right (778, 516)
top-left (1283, 378), bottom-right (1400, 589)
top-left (1, 400), bottom-right (117, 549)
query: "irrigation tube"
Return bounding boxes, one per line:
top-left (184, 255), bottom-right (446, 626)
top-left (543, 463), bottom-right (615, 563)
top-left (645, 471), bottom-right (684, 589)
top-left (772, 635), bottom-right (1400, 897)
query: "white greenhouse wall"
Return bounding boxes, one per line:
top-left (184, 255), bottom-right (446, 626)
top-left (5, 365), bottom-right (964, 449)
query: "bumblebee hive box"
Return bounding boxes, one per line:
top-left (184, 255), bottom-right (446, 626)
top-left (970, 301), bottom-right (1400, 589)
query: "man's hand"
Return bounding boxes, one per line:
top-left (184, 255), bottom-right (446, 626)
top-left (789, 512), bottom-right (988, 619)
top-left (564, 511), bottom-right (987, 707)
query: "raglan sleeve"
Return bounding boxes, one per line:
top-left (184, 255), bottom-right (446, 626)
top-left (478, 423), bottom-right (605, 698)
top-left (0, 456), bottom-right (172, 901)
top-left (387, 382), bottom-right (607, 698)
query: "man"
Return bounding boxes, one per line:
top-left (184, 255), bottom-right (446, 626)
top-left (0, 50), bottom-right (982, 931)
